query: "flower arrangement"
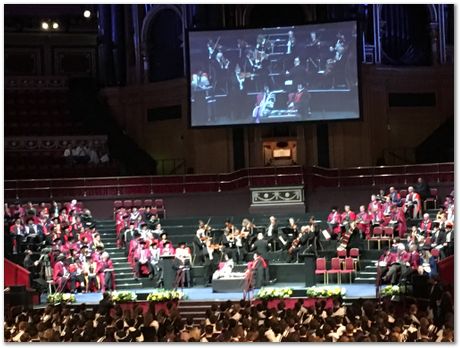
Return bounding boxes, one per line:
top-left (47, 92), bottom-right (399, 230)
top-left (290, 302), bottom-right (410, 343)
top-left (254, 287), bottom-right (293, 300)
top-left (47, 293), bottom-right (76, 305)
top-left (306, 286), bottom-right (346, 298)
top-left (146, 289), bottom-right (185, 302)
top-left (111, 290), bottom-right (137, 302)
top-left (380, 285), bottom-right (400, 297)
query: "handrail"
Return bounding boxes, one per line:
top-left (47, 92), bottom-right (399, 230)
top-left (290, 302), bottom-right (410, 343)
top-left (4, 162), bottom-right (453, 200)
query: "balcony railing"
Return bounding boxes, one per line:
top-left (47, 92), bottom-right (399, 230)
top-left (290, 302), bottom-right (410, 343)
top-left (4, 163), bottom-right (454, 201)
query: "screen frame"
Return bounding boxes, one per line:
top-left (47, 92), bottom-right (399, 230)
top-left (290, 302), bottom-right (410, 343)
top-left (186, 19), bottom-right (363, 129)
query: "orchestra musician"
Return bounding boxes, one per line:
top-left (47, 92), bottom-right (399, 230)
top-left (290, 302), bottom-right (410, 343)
top-left (252, 85), bottom-right (276, 123)
top-left (193, 220), bottom-right (211, 265)
top-left (202, 239), bottom-right (222, 286)
top-left (222, 220), bottom-right (240, 263)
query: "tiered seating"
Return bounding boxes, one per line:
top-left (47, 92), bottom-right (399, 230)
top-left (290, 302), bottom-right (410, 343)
top-left (4, 88), bottom-right (90, 136)
top-left (113, 199), bottom-right (166, 218)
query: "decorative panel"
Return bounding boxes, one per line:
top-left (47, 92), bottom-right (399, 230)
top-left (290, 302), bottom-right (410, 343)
top-left (5, 47), bottom-right (42, 75)
top-left (53, 47), bottom-right (96, 76)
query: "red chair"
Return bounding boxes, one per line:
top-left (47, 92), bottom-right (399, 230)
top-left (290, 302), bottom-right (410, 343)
top-left (368, 226), bottom-right (383, 250)
top-left (349, 248), bottom-right (360, 271)
top-left (399, 189), bottom-right (407, 198)
top-left (326, 258), bottom-right (342, 284)
top-left (144, 199), bottom-right (153, 207)
top-left (123, 200), bottom-right (133, 209)
top-left (315, 257), bottom-right (327, 284)
top-left (337, 249), bottom-right (347, 259)
top-left (133, 199), bottom-right (143, 208)
top-left (155, 199), bottom-right (166, 218)
top-left (341, 257), bottom-right (355, 283)
top-left (383, 227), bottom-right (394, 248)
top-left (424, 188), bottom-right (438, 211)
top-left (113, 200), bottom-right (122, 210)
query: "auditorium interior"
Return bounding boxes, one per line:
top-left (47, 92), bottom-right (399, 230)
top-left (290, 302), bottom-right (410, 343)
top-left (3, 3), bottom-right (455, 343)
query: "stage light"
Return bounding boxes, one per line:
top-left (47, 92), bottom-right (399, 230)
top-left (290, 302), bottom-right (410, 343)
top-left (41, 22), bottom-right (49, 30)
top-left (52, 22), bottom-right (59, 30)
top-left (83, 10), bottom-right (91, 18)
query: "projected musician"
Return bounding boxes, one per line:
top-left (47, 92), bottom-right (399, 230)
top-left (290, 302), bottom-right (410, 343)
top-left (252, 85), bottom-right (276, 123)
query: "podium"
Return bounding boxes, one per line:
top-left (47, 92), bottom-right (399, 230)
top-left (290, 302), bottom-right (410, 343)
top-left (160, 256), bottom-right (175, 290)
top-left (303, 253), bottom-right (316, 287)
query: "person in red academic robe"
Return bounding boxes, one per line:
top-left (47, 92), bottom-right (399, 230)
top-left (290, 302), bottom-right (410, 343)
top-left (340, 205), bottom-right (356, 228)
top-left (419, 213), bottom-right (433, 236)
top-left (404, 186), bottom-right (422, 219)
top-left (395, 207), bottom-right (407, 238)
top-left (356, 205), bottom-right (371, 239)
top-left (327, 207), bottom-right (342, 238)
top-left (115, 212), bottom-right (126, 248)
top-left (53, 254), bottom-right (69, 292)
top-left (98, 252), bottom-right (115, 292)
top-left (128, 234), bottom-right (141, 267)
top-left (377, 248), bottom-right (397, 283)
top-left (368, 195), bottom-right (383, 215)
top-left (287, 83), bottom-right (311, 117)
top-left (369, 207), bottom-right (384, 227)
top-left (9, 218), bottom-right (25, 254)
top-left (133, 241), bottom-right (154, 280)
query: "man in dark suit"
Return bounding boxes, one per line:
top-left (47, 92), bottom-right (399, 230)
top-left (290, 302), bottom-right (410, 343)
top-left (251, 233), bottom-right (272, 285)
top-left (414, 177), bottom-right (431, 202)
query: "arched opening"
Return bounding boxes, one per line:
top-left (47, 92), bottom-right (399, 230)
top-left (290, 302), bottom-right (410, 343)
top-left (145, 8), bottom-right (184, 82)
top-left (380, 4), bottom-right (432, 65)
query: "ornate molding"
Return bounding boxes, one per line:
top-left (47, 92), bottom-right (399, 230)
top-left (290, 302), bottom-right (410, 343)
top-left (250, 186), bottom-right (304, 206)
top-left (5, 76), bottom-right (68, 89)
top-left (5, 135), bottom-right (107, 152)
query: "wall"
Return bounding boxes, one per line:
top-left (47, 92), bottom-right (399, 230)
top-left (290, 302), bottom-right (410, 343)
top-left (5, 32), bottom-right (97, 77)
top-left (101, 64), bottom-right (453, 172)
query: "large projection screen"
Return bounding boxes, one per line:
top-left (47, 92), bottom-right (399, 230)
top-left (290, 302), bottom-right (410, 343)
top-left (188, 21), bottom-right (360, 127)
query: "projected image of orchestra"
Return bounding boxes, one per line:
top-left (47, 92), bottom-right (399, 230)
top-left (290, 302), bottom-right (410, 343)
top-left (189, 21), bottom-right (360, 127)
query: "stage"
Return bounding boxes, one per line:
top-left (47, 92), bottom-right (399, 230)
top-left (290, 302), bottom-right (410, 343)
top-left (39, 283), bottom-right (378, 305)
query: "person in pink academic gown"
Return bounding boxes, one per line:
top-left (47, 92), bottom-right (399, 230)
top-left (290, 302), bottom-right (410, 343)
top-left (327, 207), bottom-right (342, 238)
top-left (53, 254), bottom-right (69, 292)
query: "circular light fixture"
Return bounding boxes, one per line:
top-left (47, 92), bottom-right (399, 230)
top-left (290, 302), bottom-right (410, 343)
top-left (41, 22), bottom-right (49, 30)
top-left (52, 22), bottom-right (59, 29)
top-left (83, 10), bottom-right (91, 18)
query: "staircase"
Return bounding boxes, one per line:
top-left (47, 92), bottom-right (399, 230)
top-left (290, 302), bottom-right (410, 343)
top-left (177, 300), bottom-right (238, 325)
top-left (96, 220), bottom-right (143, 290)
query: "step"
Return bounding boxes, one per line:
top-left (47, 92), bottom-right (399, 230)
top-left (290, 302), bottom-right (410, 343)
top-left (114, 283), bottom-right (144, 289)
top-left (354, 277), bottom-right (376, 284)
top-left (359, 271), bottom-right (377, 275)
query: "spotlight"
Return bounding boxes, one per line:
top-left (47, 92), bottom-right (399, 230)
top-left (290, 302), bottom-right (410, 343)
top-left (83, 10), bottom-right (91, 18)
top-left (41, 22), bottom-right (49, 30)
top-left (52, 22), bottom-right (59, 30)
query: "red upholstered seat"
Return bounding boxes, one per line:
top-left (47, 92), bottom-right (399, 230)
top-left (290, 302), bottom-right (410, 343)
top-left (315, 257), bottom-right (327, 284)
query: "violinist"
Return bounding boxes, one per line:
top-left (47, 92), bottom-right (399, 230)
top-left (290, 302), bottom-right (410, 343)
top-left (202, 239), bottom-right (222, 286)
top-left (283, 217), bottom-right (299, 248)
top-left (287, 226), bottom-right (307, 263)
top-left (192, 220), bottom-right (209, 265)
top-left (222, 220), bottom-right (239, 263)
